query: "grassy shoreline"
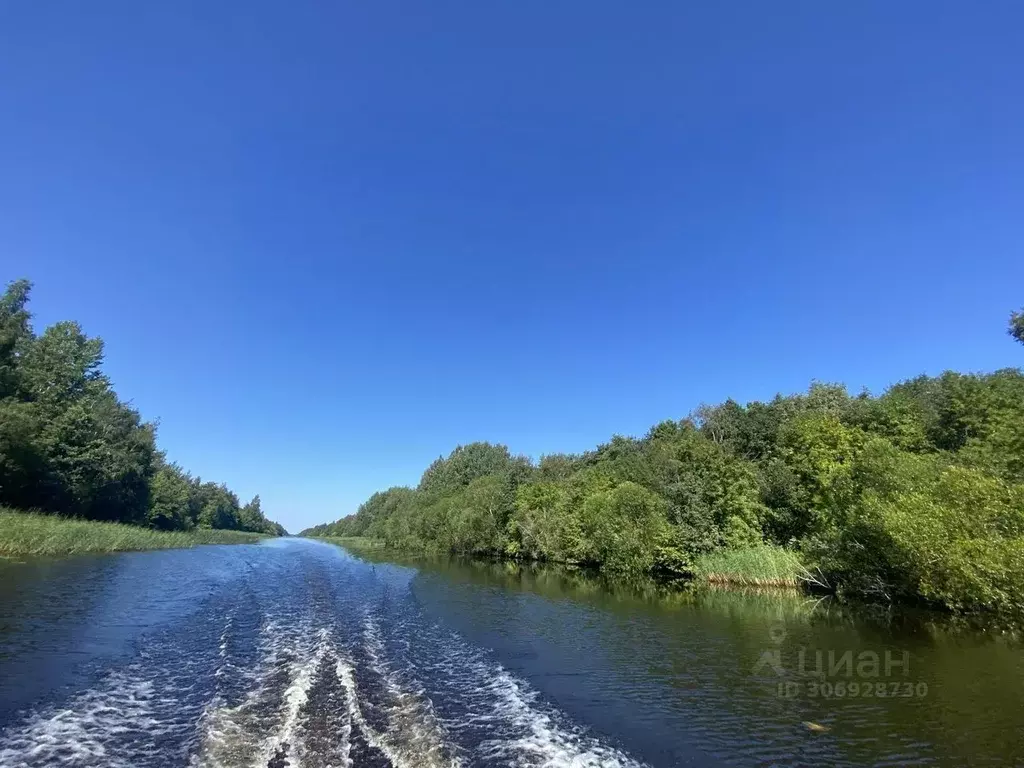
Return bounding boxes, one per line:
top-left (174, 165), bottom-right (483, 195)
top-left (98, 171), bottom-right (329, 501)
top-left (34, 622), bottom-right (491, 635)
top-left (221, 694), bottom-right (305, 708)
top-left (313, 536), bottom-right (810, 591)
top-left (0, 508), bottom-right (269, 557)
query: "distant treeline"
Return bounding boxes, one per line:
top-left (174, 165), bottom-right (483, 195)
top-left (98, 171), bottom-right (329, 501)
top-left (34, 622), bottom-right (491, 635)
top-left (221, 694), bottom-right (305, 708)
top-left (305, 309), bottom-right (1024, 613)
top-left (0, 279), bottom-right (286, 536)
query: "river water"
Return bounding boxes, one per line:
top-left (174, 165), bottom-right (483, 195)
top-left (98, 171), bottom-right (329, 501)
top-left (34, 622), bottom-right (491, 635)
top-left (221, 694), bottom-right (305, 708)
top-left (0, 537), bottom-right (1021, 767)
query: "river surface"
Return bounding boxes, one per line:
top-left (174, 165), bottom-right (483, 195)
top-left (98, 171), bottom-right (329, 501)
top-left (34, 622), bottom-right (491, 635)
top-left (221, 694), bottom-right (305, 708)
top-left (0, 538), bottom-right (1022, 767)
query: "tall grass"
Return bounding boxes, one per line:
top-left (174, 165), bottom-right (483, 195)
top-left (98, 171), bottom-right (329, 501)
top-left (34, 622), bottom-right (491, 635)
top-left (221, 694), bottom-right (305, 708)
top-left (690, 545), bottom-right (807, 588)
top-left (0, 508), bottom-right (266, 557)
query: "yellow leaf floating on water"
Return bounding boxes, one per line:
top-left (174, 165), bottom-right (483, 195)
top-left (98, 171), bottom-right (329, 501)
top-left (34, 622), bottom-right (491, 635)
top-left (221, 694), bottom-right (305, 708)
top-left (803, 721), bottom-right (830, 733)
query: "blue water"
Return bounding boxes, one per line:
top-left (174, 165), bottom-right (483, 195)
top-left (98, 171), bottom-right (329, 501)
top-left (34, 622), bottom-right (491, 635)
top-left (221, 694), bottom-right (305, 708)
top-left (0, 538), bottom-right (1021, 767)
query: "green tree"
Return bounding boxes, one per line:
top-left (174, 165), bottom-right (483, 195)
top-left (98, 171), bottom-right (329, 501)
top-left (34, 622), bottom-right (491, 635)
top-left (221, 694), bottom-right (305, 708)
top-left (1010, 308), bottom-right (1024, 345)
top-left (19, 321), bottom-right (105, 405)
top-left (240, 494), bottom-right (279, 533)
top-left (536, 453), bottom-right (582, 481)
top-left (194, 483), bottom-right (242, 529)
top-left (446, 475), bottom-right (508, 552)
top-left (14, 321), bottom-right (156, 521)
top-left (778, 412), bottom-right (865, 538)
top-left (847, 391), bottom-right (928, 452)
top-left (639, 423), bottom-right (766, 554)
top-left (0, 279), bottom-right (32, 398)
top-left (418, 442), bottom-right (518, 495)
top-left (509, 480), bottom-right (581, 562)
top-left (578, 481), bottom-right (672, 572)
top-left (0, 399), bottom-right (46, 509)
top-left (148, 463), bottom-right (193, 530)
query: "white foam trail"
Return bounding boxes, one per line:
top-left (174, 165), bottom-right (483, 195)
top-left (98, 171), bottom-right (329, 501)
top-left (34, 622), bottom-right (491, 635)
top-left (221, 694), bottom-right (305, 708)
top-left (191, 619), bottom-right (331, 768)
top-left (336, 656), bottom-right (444, 768)
top-left (219, 612), bottom-right (233, 657)
top-left (1, 590), bottom-right (646, 768)
top-left (0, 668), bottom-right (188, 768)
top-left (350, 615), bottom-right (461, 768)
top-left (335, 657), bottom-right (385, 764)
top-left (410, 623), bottom-right (648, 768)
top-left (0, 611), bottom-right (238, 768)
top-left (355, 612), bottom-right (645, 768)
top-left (473, 665), bottom-right (644, 768)
top-left (214, 610), bottom-right (257, 692)
top-left (255, 627), bottom-right (332, 768)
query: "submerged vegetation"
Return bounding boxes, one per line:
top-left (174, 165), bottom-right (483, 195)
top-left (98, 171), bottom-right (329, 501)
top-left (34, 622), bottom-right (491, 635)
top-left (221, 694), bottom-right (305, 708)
top-left (305, 308), bottom-right (1024, 614)
top-left (0, 508), bottom-right (267, 556)
top-left (0, 280), bottom-right (286, 545)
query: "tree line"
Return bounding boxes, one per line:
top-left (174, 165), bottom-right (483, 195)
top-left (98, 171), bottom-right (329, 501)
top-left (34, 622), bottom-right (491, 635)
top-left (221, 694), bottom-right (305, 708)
top-left (0, 279), bottom-right (286, 536)
top-left (304, 308), bottom-right (1024, 613)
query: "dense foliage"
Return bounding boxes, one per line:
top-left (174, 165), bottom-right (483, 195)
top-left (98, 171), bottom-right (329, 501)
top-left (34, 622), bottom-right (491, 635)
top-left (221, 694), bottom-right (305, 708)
top-left (0, 280), bottom-right (285, 536)
top-left (305, 311), bottom-right (1024, 613)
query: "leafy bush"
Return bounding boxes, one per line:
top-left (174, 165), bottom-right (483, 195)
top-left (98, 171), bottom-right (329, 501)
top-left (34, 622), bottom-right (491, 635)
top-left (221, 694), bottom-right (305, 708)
top-left (819, 441), bottom-right (1024, 611)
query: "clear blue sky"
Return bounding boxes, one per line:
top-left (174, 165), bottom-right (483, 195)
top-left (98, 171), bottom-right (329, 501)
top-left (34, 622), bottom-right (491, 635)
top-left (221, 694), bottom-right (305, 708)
top-left (2, 2), bottom-right (1022, 533)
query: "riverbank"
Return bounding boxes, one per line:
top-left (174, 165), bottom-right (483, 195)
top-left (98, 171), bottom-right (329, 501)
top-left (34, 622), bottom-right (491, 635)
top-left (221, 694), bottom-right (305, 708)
top-left (313, 536), bottom-right (810, 590)
top-left (321, 539), bottom-right (1024, 636)
top-left (314, 535), bottom-right (388, 550)
top-left (0, 508), bottom-right (269, 557)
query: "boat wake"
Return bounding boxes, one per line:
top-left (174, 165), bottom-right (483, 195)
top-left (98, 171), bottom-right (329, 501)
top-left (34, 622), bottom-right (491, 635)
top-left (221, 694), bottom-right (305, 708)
top-left (0, 554), bottom-right (645, 768)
